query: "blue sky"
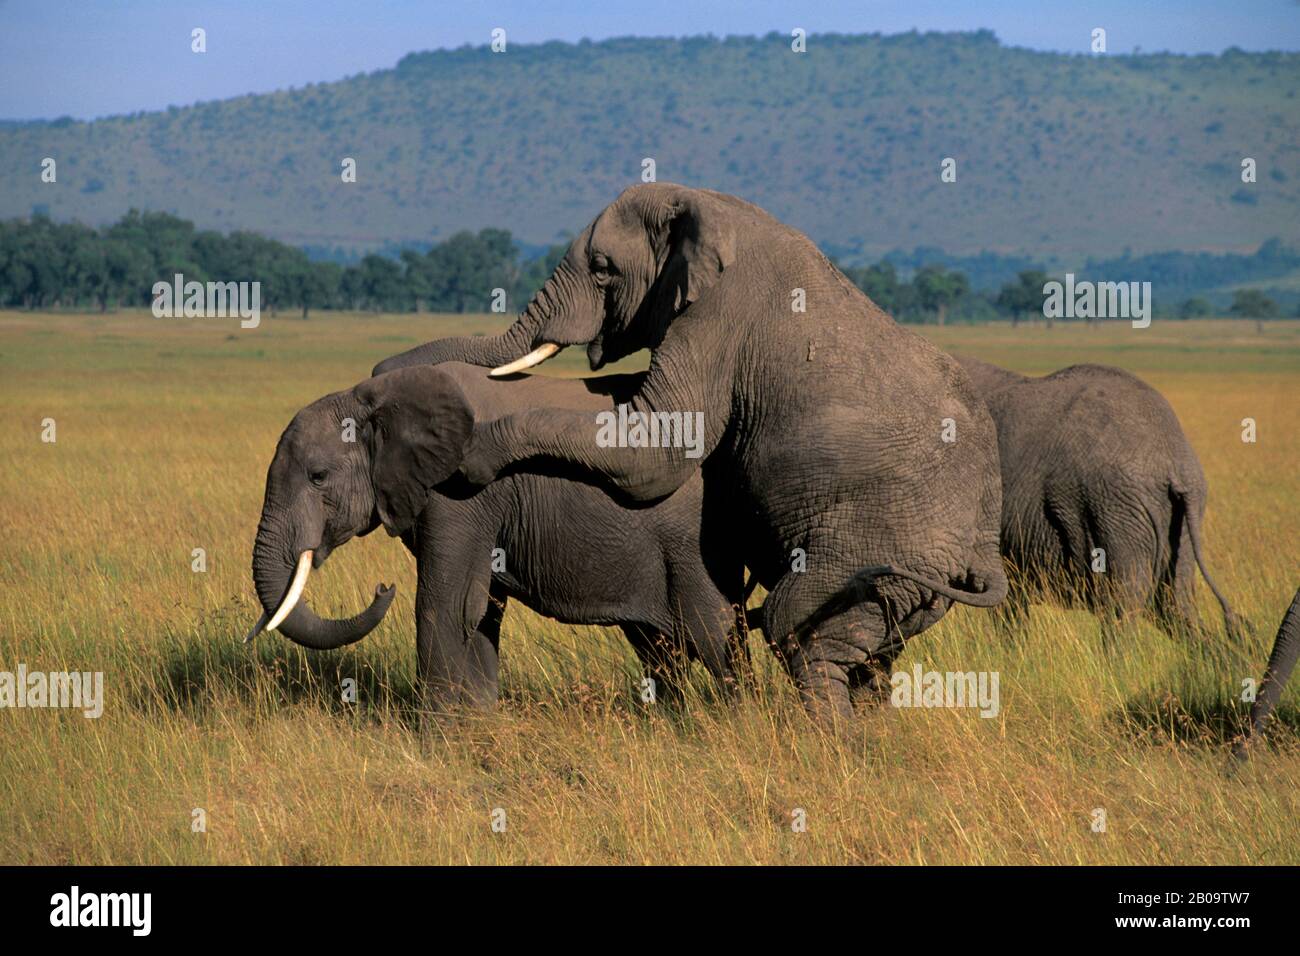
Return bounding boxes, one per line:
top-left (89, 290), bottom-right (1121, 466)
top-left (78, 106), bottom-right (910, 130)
top-left (2, 0), bottom-right (1297, 120)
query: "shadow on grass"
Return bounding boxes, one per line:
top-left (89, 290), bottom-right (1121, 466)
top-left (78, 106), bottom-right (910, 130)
top-left (136, 618), bottom-right (747, 733)
top-left (1116, 655), bottom-right (1300, 752)
top-left (137, 627), bottom-right (421, 728)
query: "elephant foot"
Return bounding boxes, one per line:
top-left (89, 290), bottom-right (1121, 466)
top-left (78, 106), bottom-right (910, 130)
top-left (848, 658), bottom-right (898, 710)
top-left (788, 656), bottom-right (854, 725)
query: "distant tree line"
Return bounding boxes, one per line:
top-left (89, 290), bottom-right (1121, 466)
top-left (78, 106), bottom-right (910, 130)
top-left (0, 210), bottom-right (565, 317)
top-left (839, 262), bottom-right (1286, 325)
top-left (0, 210), bottom-right (1290, 324)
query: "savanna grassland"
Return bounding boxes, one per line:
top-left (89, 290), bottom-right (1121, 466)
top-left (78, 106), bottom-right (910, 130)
top-left (1, 311), bottom-right (1297, 865)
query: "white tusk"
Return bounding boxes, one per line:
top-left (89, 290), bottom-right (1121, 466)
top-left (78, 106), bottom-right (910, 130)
top-left (265, 550), bottom-right (314, 633)
top-left (489, 342), bottom-right (562, 377)
top-left (242, 611), bottom-right (269, 644)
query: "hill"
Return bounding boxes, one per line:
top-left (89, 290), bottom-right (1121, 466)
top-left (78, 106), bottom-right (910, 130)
top-left (2, 31), bottom-right (1297, 261)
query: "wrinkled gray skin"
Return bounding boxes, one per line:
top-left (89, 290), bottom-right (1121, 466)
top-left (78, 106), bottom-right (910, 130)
top-left (1231, 588), bottom-right (1300, 762)
top-left (957, 357), bottom-right (1243, 644)
top-left (251, 362), bottom-right (748, 722)
top-left (374, 183), bottom-right (1007, 720)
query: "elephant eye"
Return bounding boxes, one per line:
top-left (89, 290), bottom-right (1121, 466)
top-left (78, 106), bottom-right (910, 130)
top-left (309, 470), bottom-right (328, 486)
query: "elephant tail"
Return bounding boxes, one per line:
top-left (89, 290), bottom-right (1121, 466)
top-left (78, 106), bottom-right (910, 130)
top-left (1174, 486), bottom-right (1244, 641)
top-left (852, 563), bottom-right (1009, 609)
top-left (745, 561), bottom-right (1006, 638)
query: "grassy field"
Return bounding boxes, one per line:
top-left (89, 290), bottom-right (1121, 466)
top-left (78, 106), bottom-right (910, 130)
top-left (1, 310), bottom-right (1297, 865)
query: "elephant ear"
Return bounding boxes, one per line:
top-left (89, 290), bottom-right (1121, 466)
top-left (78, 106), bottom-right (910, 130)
top-left (647, 190), bottom-right (736, 321)
top-left (355, 366), bottom-right (475, 536)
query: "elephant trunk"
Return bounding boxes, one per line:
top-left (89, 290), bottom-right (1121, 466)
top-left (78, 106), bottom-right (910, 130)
top-left (370, 279), bottom-right (556, 376)
top-left (1231, 587), bottom-right (1300, 763)
top-left (250, 514), bottom-right (394, 650)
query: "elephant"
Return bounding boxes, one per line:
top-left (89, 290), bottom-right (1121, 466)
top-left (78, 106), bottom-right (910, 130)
top-left (373, 182), bottom-right (1007, 720)
top-left (1231, 587), bottom-right (1300, 762)
top-left (955, 356), bottom-right (1243, 644)
top-left (246, 361), bottom-right (750, 722)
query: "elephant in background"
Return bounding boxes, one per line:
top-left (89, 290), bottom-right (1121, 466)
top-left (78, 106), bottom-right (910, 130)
top-left (247, 362), bottom-right (749, 722)
top-left (956, 357), bottom-right (1243, 645)
top-left (374, 182), bottom-right (1007, 720)
top-left (1231, 588), bottom-right (1300, 762)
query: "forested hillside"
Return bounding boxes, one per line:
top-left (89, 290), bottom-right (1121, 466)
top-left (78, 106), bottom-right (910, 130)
top-left (2, 31), bottom-right (1296, 261)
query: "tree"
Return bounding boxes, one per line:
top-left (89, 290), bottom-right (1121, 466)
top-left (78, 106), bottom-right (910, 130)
top-left (1229, 288), bottom-right (1279, 319)
top-left (400, 249), bottom-right (432, 312)
top-left (849, 261), bottom-right (902, 313)
top-left (996, 269), bottom-right (1048, 326)
top-left (357, 254), bottom-right (404, 311)
top-left (514, 242), bottom-right (568, 306)
top-left (1178, 296), bottom-right (1212, 319)
top-left (288, 260), bottom-right (341, 318)
top-left (1229, 288), bottom-right (1279, 333)
top-left (913, 265), bottom-right (969, 326)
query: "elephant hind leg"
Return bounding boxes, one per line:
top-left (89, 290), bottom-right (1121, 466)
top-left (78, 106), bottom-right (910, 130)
top-left (847, 643), bottom-right (905, 710)
top-left (761, 572), bottom-right (895, 724)
top-left (1087, 525), bottom-right (1155, 654)
top-left (1152, 581), bottom-right (1205, 644)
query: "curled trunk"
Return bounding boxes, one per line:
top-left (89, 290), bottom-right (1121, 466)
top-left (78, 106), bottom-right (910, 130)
top-left (251, 521), bottom-right (393, 650)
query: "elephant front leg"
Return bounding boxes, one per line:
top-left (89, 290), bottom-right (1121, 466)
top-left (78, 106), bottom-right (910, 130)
top-left (413, 578), bottom-right (502, 740)
top-left (721, 606), bottom-right (755, 698)
top-left (623, 625), bottom-right (691, 706)
top-left (459, 378), bottom-right (723, 502)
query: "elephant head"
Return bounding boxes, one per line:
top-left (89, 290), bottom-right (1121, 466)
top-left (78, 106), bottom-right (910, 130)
top-left (1231, 587), bottom-right (1300, 762)
top-left (372, 183), bottom-right (744, 377)
top-left (247, 367), bottom-right (476, 649)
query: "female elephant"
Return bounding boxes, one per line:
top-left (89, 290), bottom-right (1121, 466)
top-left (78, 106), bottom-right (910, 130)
top-left (248, 362), bottom-right (748, 721)
top-left (956, 356), bottom-right (1243, 644)
top-left (373, 183), bottom-right (1007, 719)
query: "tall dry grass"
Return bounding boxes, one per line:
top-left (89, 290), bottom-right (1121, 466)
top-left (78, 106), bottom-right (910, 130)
top-left (1, 311), bottom-right (1296, 864)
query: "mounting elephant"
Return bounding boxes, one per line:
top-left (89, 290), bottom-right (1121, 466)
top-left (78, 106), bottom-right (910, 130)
top-left (374, 183), bottom-right (1007, 719)
top-left (247, 362), bottom-right (749, 721)
top-left (956, 357), bottom-right (1244, 644)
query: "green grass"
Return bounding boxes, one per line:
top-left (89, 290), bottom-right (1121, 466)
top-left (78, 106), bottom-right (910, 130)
top-left (1, 311), bottom-right (1297, 864)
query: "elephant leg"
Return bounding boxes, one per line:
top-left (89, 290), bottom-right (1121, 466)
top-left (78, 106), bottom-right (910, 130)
top-left (762, 572), bottom-right (893, 724)
top-left (1099, 598), bottom-right (1147, 656)
top-left (671, 575), bottom-right (744, 695)
top-left (414, 571), bottom-right (498, 735)
top-left (1150, 514), bottom-right (1205, 643)
top-left (460, 582), bottom-right (506, 711)
top-left (1091, 542), bottom-right (1151, 655)
top-left (623, 625), bottom-right (689, 706)
top-left (722, 604), bottom-right (755, 698)
top-left (848, 643), bottom-right (904, 710)
top-left (1152, 586), bottom-right (1205, 644)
